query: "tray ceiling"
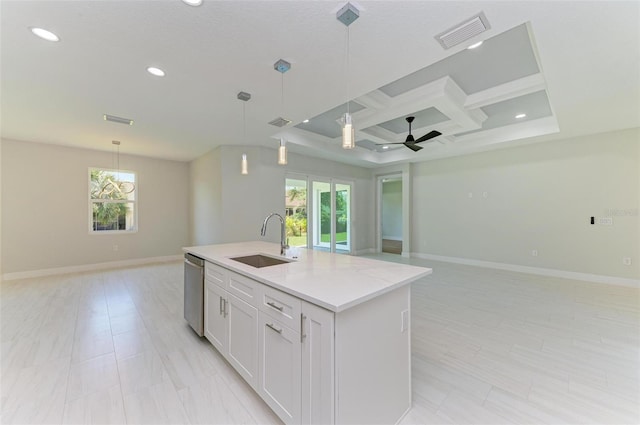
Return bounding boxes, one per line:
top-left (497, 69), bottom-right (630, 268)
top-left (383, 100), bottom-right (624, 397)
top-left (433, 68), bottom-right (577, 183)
top-left (1, 1), bottom-right (638, 167)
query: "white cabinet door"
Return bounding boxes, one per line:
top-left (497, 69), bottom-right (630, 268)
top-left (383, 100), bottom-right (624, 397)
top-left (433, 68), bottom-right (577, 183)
top-left (258, 312), bottom-right (301, 425)
top-left (204, 280), bottom-right (227, 353)
top-left (226, 293), bottom-right (259, 389)
top-left (301, 301), bottom-right (334, 425)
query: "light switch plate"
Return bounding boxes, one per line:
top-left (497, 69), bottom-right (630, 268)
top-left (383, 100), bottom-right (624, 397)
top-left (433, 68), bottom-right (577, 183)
top-left (598, 217), bottom-right (613, 225)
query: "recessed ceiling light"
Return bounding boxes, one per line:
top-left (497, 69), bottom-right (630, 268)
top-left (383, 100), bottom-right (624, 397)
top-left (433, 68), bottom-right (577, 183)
top-left (467, 41), bottom-right (483, 49)
top-left (30, 27), bottom-right (60, 42)
top-left (146, 67), bottom-right (165, 77)
top-left (515, 113), bottom-right (527, 119)
top-left (182, 0), bottom-right (202, 6)
top-left (303, 119), bottom-right (309, 123)
top-left (382, 146), bottom-right (389, 150)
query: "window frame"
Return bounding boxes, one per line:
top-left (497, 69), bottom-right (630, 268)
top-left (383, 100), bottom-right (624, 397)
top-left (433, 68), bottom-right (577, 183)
top-left (88, 167), bottom-right (138, 234)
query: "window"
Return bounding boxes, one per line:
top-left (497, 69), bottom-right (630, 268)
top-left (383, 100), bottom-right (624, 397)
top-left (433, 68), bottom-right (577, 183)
top-left (89, 168), bottom-right (137, 233)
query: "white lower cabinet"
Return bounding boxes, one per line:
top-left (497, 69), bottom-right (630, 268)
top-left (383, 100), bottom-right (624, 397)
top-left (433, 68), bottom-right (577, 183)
top-left (203, 261), bottom-right (410, 424)
top-left (226, 293), bottom-right (258, 388)
top-left (204, 280), bottom-right (226, 353)
top-left (301, 301), bottom-right (334, 425)
top-left (203, 264), bottom-right (259, 389)
top-left (258, 312), bottom-right (301, 424)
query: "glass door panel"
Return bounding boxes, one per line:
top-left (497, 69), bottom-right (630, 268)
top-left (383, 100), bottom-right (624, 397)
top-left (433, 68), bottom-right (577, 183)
top-left (311, 180), bottom-right (332, 251)
top-left (285, 178), bottom-right (308, 248)
top-left (334, 183), bottom-right (351, 254)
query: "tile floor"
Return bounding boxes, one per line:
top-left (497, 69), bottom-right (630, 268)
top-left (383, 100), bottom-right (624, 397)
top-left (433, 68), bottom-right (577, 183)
top-left (1, 256), bottom-right (638, 424)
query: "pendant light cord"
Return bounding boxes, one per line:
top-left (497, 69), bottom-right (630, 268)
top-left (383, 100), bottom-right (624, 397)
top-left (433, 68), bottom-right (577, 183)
top-left (281, 72), bottom-right (285, 117)
top-left (346, 25), bottom-right (350, 115)
top-left (243, 101), bottom-right (246, 143)
top-left (116, 143), bottom-right (120, 179)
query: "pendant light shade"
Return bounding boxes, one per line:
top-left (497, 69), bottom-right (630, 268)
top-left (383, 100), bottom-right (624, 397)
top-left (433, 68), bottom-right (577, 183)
top-left (342, 112), bottom-right (355, 149)
top-left (278, 139), bottom-right (288, 165)
top-left (241, 154), bottom-right (248, 175)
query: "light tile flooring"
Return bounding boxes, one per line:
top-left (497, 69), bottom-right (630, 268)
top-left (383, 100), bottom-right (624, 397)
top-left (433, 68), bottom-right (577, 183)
top-left (1, 256), bottom-right (638, 424)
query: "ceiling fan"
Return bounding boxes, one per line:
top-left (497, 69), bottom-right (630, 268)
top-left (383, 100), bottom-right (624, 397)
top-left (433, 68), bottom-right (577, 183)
top-left (377, 116), bottom-right (441, 151)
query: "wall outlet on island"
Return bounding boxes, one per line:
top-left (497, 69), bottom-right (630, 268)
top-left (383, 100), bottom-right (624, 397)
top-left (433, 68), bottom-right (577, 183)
top-left (623, 257), bottom-right (632, 266)
top-left (401, 310), bottom-right (409, 332)
top-left (531, 249), bottom-right (538, 257)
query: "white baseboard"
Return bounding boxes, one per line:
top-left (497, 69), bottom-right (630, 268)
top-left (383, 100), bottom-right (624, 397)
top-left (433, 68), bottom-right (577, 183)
top-left (382, 236), bottom-right (403, 241)
top-left (355, 248), bottom-right (376, 255)
top-left (409, 252), bottom-right (640, 288)
top-left (2, 255), bottom-right (183, 281)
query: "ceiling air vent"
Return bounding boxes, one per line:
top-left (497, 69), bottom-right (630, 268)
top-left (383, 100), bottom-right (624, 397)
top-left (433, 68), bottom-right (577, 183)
top-left (103, 114), bottom-right (134, 125)
top-left (435, 12), bottom-right (490, 50)
top-left (268, 117), bottom-right (291, 127)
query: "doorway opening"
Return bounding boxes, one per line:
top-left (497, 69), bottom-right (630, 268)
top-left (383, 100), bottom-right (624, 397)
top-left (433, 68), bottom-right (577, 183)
top-left (380, 176), bottom-right (403, 255)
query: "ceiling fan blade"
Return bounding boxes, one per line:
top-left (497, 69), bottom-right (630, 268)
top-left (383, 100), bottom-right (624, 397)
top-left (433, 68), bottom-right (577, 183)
top-left (415, 130), bottom-right (442, 144)
top-left (404, 143), bottom-right (423, 152)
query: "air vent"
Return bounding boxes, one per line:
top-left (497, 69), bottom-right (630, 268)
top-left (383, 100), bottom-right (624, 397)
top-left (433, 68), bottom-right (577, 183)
top-left (268, 117), bottom-right (291, 127)
top-left (103, 114), bottom-right (134, 125)
top-left (435, 12), bottom-right (490, 49)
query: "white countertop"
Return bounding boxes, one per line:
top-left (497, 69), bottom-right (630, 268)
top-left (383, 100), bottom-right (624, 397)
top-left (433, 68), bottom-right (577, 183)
top-left (183, 241), bottom-right (432, 312)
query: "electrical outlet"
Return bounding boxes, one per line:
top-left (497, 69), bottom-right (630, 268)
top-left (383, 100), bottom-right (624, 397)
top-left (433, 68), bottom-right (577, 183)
top-left (468, 192), bottom-right (473, 198)
top-left (483, 191), bottom-right (488, 198)
top-left (401, 310), bottom-right (409, 332)
top-left (531, 249), bottom-right (538, 257)
top-left (598, 217), bottom-right (613, 225)
top-left (113, 245), bottom-right (119, 252)
top-left (623, 257), bottom-right (632, 266)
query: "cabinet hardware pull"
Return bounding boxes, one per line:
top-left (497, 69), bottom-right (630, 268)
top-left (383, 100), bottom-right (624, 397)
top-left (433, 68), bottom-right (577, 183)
top-left (219, 296), bottom-right (223, 316)
top-left (266, 323), bottom-right (283, 334)
top-left (266, 301), bottom-right (284, 311)
top-left (300, 314), bottom-right (307, 343)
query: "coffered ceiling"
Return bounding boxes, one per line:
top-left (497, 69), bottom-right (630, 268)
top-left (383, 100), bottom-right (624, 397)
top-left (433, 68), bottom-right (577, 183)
top-left (1, 1), bottom-right (638, 167)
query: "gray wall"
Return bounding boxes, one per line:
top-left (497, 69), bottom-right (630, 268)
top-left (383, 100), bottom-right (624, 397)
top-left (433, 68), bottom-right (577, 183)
top-left (1, 139), bottom-right (190, 274)
top-left (382, 180), bottom-right (402, 240)
top-left (410, 128), bottom-right (639, 279)
top-left (189, 145), bottom-right (375, 252)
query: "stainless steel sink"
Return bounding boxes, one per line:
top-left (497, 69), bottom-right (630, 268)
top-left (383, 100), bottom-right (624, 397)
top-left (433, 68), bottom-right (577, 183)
top-left (230, 254), bottom-right (291, 268)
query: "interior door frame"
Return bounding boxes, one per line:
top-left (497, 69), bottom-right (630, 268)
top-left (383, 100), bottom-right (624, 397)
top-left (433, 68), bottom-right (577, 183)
top-left (376, 169), bottom-right (410, 257)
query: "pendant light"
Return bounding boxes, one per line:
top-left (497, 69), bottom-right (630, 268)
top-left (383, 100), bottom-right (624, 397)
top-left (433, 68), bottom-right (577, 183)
top-left (273, 59), bottom-right (291, 165)
top-left (241, 154), bottom-right (248, 175)
top-left (238, 91), bottom-right (251, 175)
top-left (278, 138), bottom-right (287, 165)
top-left (337, 3), bottom-right (359, 149)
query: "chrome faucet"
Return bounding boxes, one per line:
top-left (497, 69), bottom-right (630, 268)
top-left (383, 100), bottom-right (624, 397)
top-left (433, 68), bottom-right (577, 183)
top-left (260, 213), bottom-right (289, 255)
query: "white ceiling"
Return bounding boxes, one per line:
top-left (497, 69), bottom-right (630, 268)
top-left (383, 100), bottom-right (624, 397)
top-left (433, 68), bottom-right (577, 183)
top-left (1, 1), bottom-right (638, 167)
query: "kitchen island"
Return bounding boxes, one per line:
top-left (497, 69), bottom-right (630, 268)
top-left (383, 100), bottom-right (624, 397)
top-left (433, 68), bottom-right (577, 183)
top-left (183, 241), bottom-right (431, 425)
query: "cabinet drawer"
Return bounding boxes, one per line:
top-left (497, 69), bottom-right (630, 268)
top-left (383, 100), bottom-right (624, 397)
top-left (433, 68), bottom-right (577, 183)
top-left (260, 285), bottom-right (301, 333)
top-left (227, 270), bottom-right (260, 307)
top-left (205, 262), bottom-right (226, 288)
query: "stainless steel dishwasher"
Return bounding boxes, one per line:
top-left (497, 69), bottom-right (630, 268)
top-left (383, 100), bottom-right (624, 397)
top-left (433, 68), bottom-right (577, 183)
top-left (184, 253), bottom-right (205, 336)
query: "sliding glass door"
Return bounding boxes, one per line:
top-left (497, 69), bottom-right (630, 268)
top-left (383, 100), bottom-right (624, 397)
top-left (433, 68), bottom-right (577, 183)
top-left (285, 178), bottom-right (308, 248)
top-left (310, 179), bottom-right (351, 254)
top-left (286, 175), bottom-right (353, 254)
